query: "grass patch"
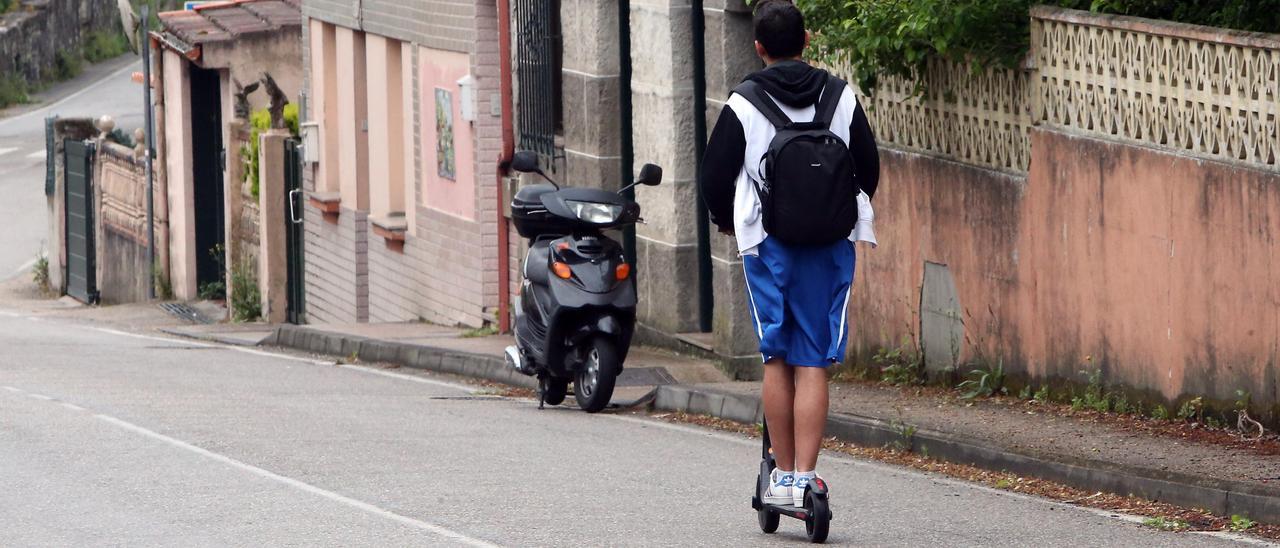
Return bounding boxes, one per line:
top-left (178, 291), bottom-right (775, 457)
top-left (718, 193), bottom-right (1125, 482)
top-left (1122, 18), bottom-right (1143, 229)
top-left (0, 74), bottom-right (29, 109)
top-left (1142, 516), bottom-right (1190, 532)
top-left (0, 29), bottom-right (131, 110)
top-left (461, 324), bottom-right (498, 338)
top-left (83, 30), bottom-right (129, 63)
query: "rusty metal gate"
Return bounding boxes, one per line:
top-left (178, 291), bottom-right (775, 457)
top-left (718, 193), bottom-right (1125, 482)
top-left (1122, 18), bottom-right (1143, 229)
top-left (64, 139), bottom-right (97, 304)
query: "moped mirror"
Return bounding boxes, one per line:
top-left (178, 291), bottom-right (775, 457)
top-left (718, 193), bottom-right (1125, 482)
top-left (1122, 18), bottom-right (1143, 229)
top-left (638, 164), bottom-right (663, 186)
top-left (511, 151), bottom-right (541, 174)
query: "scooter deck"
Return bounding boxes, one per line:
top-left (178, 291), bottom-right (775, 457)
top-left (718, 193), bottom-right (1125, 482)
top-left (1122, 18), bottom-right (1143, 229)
top-left (753, 496), bottom-right (820, 520)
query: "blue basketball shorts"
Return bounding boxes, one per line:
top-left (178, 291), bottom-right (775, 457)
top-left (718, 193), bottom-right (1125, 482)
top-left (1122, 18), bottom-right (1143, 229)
top-left (742, 236), bottom-right (856, 368)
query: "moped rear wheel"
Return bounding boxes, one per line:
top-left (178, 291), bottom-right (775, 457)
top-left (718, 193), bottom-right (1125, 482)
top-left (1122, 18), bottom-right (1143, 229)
top-left (574, 338), bottom-right (619, 413)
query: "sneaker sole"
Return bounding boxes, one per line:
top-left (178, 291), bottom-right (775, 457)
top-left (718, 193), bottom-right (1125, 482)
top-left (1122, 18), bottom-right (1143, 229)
top-left (762, 494), bottom-right (792, 506)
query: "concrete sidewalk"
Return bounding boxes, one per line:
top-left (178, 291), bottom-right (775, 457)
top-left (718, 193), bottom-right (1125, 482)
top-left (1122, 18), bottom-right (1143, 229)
top-left (168, 320), bottom-right (1280, 525)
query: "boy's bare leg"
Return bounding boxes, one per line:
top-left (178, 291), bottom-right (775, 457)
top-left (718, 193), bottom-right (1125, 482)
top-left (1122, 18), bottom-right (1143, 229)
top-left (761, 358), bottom-right (795, 470)
top-left (793, 366), bottom-right (829, 472)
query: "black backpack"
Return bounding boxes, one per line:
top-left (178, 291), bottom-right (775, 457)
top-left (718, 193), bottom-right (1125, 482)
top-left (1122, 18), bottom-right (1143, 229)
top-left (734, 75), bottom-right (857, 246)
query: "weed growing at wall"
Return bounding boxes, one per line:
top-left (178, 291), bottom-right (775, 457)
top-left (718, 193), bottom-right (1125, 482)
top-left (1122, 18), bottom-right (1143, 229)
top-left (152, 261), bottom-right (173, 300)
top-left (228, 257), bottom-right (261, 322)
top-left (32, 252), bottom-right (49, 294)
top-left (243, 104), bottom-right (299, 200)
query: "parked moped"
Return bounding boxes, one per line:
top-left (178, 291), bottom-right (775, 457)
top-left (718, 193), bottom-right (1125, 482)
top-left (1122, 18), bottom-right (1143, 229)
top-left (504, 151), bottom-right (662, 412)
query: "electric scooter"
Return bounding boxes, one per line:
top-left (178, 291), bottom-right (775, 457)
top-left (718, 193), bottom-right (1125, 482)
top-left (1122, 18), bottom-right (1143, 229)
top-left (503, 150), bottom-right (662, 413)
top-left (752, 420), bottom-right (833, 543)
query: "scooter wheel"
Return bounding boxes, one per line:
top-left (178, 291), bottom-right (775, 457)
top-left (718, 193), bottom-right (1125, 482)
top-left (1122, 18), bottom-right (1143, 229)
top-left (574, 338), bottom-right (619, 413)
top-left (804, 490), bottom-right (830, 544)
top-left (757, 504), bottom-right (780, 534)
top-left (542, 378), bottom-right (568, 406)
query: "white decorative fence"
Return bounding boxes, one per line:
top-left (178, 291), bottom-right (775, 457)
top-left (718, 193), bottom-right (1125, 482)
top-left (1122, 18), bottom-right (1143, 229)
top-left (823, 58), bottom-right (1034, 173)
top-left (825, 7), bottom-right (1280, 173)
top-left (1031, 6), bottom-right (1278, 169)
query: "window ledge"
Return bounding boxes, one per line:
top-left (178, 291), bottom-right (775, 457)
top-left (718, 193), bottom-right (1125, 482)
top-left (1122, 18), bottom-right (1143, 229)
top-left (371, 213), bottom-right (408, 252)
top-left (308, 191), bottom-right (341, 223)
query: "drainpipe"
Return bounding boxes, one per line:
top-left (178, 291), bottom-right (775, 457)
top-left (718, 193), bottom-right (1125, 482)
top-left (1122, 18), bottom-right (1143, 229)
top-left (691, 0), bottom-right (712, 332)
top-left (618, 0), bottom-right (636, 265)
top-left (142, 5), bottom-right (156, 300)
top-left (496, 0), bottom-right (515, 333)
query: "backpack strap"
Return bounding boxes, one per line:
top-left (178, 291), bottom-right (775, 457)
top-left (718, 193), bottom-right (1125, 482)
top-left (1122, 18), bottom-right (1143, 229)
top-left (812, 74), bottom-right (847, 129)
top-left (733, 80), bottom-right (793, 130)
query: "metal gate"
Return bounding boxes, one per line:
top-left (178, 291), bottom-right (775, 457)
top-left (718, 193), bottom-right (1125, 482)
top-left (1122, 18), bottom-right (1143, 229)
top-left (284, 139), bottom-right (306, 324)
top-left (64, 139), bottom-right (97, 304)
top-left (513, 0), bottom-right (562, 166)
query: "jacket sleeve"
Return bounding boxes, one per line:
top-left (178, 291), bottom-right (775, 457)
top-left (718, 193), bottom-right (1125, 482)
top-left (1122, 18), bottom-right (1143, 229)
top-left (849, 101), bottom-right (880, 200)
top-left (700, 105), bottom-right (745, 231)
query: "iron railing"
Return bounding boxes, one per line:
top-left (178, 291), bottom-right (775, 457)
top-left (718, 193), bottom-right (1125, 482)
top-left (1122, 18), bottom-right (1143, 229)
top-left (513, 0), bottom-right (562, 169)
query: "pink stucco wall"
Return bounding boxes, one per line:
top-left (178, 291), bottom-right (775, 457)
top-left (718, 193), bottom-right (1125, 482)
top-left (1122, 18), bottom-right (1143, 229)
top-left (161, 48), bottom-right (196, 301)
top-left (853, 128), bottom-right (1280, 419)
top-left (419, 46), bottom-right (476, 221)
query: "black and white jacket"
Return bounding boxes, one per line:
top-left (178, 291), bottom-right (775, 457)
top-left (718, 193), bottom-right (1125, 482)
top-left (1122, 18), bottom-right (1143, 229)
top-left (700, 60), bottom-right (880, 255)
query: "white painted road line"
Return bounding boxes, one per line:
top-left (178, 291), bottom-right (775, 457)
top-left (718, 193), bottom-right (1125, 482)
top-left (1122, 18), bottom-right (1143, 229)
top-left (338, 363), bottom-right (478, 393)
top-left (25, 150), bottom-right (44, 160)
top-left (27, 393), bottom-right (53, 401)
top-left (0, 147), bottom-right (17, 156)
top-left (6, 257), bottom-right (38, 281)
top-left (93, 413), bottom-right (499, 547)
top-left (3, 386), bottom-right (21, 392)
top-left (60, 402), bottom-right (85, 412)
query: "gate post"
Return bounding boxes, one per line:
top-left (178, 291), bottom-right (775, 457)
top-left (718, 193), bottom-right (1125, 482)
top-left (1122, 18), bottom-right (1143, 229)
top-left (258, 130), bottom-right (290, 323)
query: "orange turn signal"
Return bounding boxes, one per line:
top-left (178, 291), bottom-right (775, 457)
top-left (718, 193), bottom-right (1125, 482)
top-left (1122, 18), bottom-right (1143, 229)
top-left (552, 262), bottom-right (572, 279)
top-left (615, 263), bottom-right (631, 280)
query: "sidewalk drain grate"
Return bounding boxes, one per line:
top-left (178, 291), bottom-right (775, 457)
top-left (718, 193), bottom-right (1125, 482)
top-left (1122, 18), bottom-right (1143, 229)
top-left (616, 367), bottom-right (677, 387)
top-left (158, 303), bottom-right (212, 324)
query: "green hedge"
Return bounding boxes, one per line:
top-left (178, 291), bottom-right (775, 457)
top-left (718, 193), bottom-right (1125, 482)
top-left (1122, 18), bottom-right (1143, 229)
top-left (796, 0), bottom-right (1280, 93)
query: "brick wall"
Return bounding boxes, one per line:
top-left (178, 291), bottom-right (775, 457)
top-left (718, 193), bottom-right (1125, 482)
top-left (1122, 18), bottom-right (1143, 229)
top-left (367, 239), bottom-right (422, 322)
top-left (303, 0), bottom-right (475, 53)
top-left (303, 204), bottom-right (369, 323)
top-left (302, 1), bottom-right (502, 328)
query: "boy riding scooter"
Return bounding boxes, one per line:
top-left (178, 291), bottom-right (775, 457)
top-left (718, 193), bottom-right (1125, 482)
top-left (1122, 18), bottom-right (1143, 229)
top-left (700, 0), bottom-right (879, 540)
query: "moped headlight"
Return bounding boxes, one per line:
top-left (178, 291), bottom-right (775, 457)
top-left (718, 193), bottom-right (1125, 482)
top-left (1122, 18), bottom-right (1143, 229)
top-left (565, 200), bottom-right (623, 224)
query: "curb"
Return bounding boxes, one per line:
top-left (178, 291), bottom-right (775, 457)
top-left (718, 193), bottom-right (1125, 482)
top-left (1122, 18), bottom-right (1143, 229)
top-left (266, 324), bottom-right (537, 390)
top-left (263, 325), bottom-right (1280, 524)
top-left (654, 385), bottom-right (1280, 525)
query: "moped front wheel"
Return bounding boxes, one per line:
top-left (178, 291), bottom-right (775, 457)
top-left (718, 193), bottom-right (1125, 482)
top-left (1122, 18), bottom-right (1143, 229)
top-left (574, 338), bottom-right (619, 413)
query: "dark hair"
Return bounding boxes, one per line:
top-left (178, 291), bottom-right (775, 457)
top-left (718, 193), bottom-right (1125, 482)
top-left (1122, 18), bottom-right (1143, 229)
top-left (753, 0), bottom-right (806, 59)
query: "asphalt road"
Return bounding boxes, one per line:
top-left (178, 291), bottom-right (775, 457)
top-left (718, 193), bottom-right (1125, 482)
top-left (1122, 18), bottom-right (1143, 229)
top-left (0, 311), bottom-right (1261, 547)
top-left (0, 55), bottom-right (143, 282)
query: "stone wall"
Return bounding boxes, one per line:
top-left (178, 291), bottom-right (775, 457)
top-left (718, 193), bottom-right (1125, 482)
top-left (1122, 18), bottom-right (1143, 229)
top-left (0, 0), bottom-right (121, 83)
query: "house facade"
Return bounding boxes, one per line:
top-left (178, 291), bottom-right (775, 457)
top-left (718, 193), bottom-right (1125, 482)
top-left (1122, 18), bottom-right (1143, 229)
top-left (151, 0), bottom-right (304, 317)
top-left (300, 1), bottom-right (505, 327)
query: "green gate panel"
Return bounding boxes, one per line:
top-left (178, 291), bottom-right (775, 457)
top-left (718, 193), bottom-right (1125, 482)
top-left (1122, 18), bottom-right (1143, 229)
top-left (64, 139), bottom-right (97, 304)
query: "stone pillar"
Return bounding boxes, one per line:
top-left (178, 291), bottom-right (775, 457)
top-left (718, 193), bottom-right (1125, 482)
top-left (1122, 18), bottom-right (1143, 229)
top-left (704, 0), bottom-right (763, 378)
top-left (162, 49), bottom-right (197, 300)
top-left (560, 0), bottom-right (621, 190)
top-left (628, 0), bottom-right (700, 335)
top-left (258, 131), bottom-right (289, 323)
top-left (365, 34), bottom-right (406, 219)
top-left (335, 27), bottom-right (369, 211)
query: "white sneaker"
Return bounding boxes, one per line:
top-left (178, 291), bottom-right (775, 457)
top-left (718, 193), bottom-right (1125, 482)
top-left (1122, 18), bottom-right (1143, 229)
top-left (762, 469), bottom-right (793, 505)
top-left (793, 473), bottom-right (821, 508)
